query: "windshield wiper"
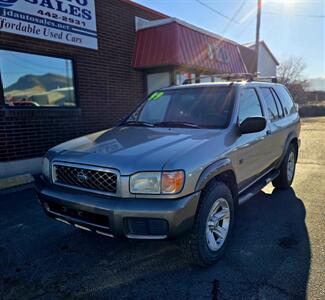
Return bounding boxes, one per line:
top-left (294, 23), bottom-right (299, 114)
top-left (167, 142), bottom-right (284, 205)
top-left (121, 120), bottom-right (155, 127)
top-left (154, 121), bottom-right (201, 128)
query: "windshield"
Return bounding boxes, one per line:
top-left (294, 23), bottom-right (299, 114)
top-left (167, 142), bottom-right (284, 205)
top-left (125, 86), bottom-right (233, 128)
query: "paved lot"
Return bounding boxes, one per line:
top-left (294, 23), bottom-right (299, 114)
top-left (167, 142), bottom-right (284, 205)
top-left (1, 117), bottom-right (324, 300)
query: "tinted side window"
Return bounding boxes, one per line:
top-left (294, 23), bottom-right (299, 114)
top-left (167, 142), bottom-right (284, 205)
top-left (274, 86), bottom-right (296, 115)
top-left (260, 88), bottom-right (279, 121)
top-left (238, 88), bottom-right (263, 123)
top-left (271, 88), bottom-right (285, 118)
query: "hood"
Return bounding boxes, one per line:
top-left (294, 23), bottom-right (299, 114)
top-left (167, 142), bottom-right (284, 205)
top-left (50, 126), bottom-right (221, 175)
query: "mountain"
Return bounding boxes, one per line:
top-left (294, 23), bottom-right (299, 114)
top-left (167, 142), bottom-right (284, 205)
top-left (307, 78), bottom-right (325, 92)
top-left (4, 73), bottom-right (73, 93)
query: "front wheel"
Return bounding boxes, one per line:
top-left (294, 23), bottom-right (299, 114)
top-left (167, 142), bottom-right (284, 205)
top-left (181, 181), bottom-right (235, 267)
top-left (272, 144), bottom-right (297, 189)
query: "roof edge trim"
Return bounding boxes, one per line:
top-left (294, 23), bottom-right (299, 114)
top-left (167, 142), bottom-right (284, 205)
top-left (136, 17), bottom-right (241, 47)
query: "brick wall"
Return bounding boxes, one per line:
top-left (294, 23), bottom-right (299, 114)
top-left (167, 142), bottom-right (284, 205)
top-left (0, 0), bottom-right (164, 161)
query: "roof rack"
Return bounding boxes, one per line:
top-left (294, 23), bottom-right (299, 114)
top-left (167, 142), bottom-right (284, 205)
top-left (219, 73), bottom-right (277, 83)
top-left (252, 76), bottom-right (277, 83)
top-left (181, 73), bottom-right (277, 85)
top-left (218, 73), bottom-right (254, 82)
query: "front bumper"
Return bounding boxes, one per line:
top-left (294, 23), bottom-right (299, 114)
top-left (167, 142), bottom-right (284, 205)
top-left (35, 177), bottom-right (200, 239)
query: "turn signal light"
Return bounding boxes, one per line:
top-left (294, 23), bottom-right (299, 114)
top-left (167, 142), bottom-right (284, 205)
top-left (162, 171), bottom-right (185, 194)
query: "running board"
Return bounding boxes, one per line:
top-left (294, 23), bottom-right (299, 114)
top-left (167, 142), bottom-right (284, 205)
top-left (238, 170), bottom-right (280, 205)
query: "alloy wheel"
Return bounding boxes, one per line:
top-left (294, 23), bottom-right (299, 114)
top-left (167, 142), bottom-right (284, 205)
top-left (287, 151), bottom-right (296, 182)
top-left (206, 197), bottom-right (230, 251)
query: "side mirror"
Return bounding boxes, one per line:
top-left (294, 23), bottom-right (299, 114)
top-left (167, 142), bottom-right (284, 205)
top-left (239, 117), bottom-right (266, 134)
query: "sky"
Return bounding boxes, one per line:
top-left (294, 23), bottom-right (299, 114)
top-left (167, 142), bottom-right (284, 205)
top-left (0, 50), bottom-right (72, 88)
top-left (133, 0), bottom-right (325, 79)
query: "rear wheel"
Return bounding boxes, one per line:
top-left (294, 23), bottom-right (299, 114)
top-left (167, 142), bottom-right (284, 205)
top-left (273, 144), bottom-right (297, 189)
top-left (181, 181), bottom-right (235, 267)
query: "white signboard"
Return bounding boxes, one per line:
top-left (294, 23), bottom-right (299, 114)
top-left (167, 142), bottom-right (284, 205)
top-left (0, 0), bottom-right (98, 49)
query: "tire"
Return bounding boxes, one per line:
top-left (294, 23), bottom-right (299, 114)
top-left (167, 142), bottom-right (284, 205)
top-left (272, 144), bottom-right (297, 189)
top-left (181, 181), bottom-right (235, 267)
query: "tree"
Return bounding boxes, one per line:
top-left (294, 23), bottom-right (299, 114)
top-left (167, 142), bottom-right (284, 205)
top-left (277, 57), bottom-right (309, 104)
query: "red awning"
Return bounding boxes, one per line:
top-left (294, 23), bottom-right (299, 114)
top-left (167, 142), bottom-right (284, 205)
top-left (132, 19), bottom-right (248, 74)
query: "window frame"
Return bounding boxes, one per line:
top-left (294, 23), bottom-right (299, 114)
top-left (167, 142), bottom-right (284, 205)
top-left (0, 47), bottom-right (79, 110)
top-left (238, 87), bottom-right (265, 124)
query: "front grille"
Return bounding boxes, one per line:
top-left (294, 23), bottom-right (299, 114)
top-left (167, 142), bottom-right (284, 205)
top-left (53, 163), bottom-right (118, 194)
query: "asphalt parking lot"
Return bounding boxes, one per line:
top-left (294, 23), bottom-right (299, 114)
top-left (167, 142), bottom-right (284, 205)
top-left (1, 117), bottom-right (324, 300)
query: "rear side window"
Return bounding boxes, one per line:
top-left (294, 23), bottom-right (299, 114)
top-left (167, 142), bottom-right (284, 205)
top-left (238, 88), bottom-right (263, 123)
top-left (260, 88), bottom-right (279, 121)
top-left (274, 86), bottom-right (296, 115)
top-left (271, 88), bottom-right (285, 118)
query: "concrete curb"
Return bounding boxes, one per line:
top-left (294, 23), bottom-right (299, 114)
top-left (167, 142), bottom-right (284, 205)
top-left (0, 157), bottom-right (42, 179)
top-left (0, 174), bottom-right (35, 191)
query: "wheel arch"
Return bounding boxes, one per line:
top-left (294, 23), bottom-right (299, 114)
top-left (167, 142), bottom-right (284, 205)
top-left (290, 137), bottom-right (299, 159)
top-left (280, 133), bottom-right (300, 167)
top-left (195, 159), bottom-right (238, 205)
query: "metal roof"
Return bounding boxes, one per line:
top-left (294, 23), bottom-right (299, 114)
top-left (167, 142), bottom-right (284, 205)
top-left (132, 19), bottom-right (247, 74)
top-left (135, 18), bottom-right (241, 46)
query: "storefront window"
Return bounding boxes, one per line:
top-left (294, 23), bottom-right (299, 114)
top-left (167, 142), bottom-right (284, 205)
top-left (199, 75), bottom-right (214, 83)
top-left (199, 75), bottom-right (226, 83)
top-left (176, 72), bottom-right (196, 85)
top-left (0, 50), bottom-right (76, 108)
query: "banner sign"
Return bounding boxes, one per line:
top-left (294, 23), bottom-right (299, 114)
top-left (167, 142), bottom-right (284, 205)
top-left (0, 0), bottom-right (98, 49)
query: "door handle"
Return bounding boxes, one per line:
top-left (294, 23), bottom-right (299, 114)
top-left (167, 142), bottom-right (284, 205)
top-left (266, 130), bottom-right (272, 135)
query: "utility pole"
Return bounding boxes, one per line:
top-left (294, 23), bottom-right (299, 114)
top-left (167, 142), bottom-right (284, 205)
top-left (255, 0), bottom-right (262, 76)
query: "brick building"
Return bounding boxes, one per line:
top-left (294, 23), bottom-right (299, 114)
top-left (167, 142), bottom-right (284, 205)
top-left (0, 0), bottom-right (255, 178)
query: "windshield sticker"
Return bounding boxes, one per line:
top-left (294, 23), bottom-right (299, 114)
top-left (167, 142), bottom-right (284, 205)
top-left (148, 92), bottom-right (164, 101)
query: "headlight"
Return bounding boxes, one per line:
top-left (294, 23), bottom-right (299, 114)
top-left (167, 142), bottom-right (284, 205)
top-left (42, 157), bottom-right (50, 179)
top-left (130, 171), bottom-right (184, 194)
top-left (130, 172), bottom-right (161, 194)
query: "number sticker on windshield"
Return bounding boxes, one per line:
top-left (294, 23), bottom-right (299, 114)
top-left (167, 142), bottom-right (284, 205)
top-left (148, 91), bottom-right (164, 101)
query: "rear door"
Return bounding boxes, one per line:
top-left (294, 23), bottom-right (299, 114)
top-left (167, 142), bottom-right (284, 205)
top-left (259, 87), bottom-right (287, 165)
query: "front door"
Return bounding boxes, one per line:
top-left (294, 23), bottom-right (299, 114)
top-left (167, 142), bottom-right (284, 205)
top-left (235, 88), bottom-right (270, 189)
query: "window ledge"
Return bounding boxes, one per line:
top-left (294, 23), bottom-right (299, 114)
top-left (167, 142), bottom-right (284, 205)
top-left (3, 107), bottom-right (82, 117)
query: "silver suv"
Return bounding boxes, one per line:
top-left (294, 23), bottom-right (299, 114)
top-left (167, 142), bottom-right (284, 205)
top-left (36, 81), bottom-right (301, 266)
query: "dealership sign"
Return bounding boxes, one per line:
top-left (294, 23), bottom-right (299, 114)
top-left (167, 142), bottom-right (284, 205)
top-left (0, 0), bottom-right (98, 49)
top-left (207, 43), bottom-right (230, 64)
